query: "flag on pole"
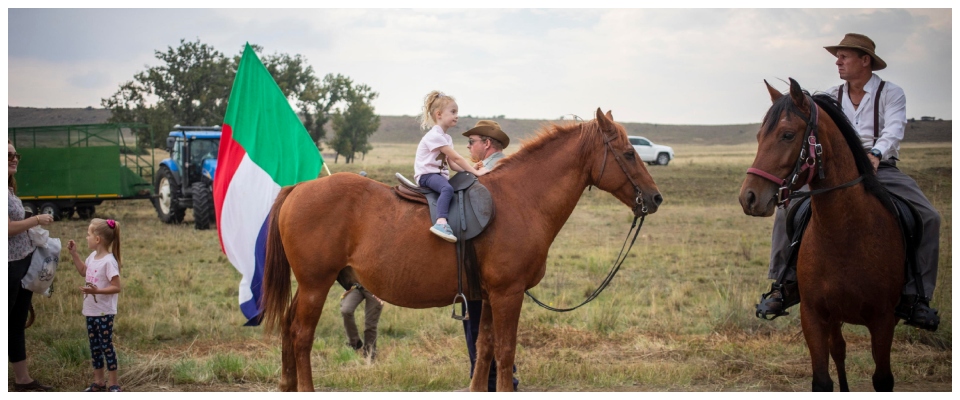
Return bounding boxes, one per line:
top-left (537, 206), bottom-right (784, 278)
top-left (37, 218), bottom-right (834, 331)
top-left (214, 43), bottom-right (322, 326)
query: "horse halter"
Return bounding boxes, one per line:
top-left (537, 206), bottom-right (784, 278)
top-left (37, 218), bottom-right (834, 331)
top-left (589, 124), bottom-right (648, 215)
top-left (746, 96), bottom-right (825, 209)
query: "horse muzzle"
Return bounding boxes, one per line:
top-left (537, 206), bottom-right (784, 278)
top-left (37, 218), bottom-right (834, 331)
top-left (739, 184), bottom-right (777, 217)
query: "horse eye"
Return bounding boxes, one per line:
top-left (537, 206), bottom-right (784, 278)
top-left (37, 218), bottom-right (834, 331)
top-left (624, 151), bottom-right (635, 161)
top-left (782, 132), bottom-right (796, 141)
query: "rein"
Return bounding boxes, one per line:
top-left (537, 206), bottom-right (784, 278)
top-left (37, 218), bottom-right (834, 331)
top-left (746, 96), bottom-right (862, 208)
top-left (525, 214), bottom-right (644, 312)
top-left (525, 121), bottom-right (648, 312)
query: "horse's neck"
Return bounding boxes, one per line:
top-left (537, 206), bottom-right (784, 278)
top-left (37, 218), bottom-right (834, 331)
top-left (487, 133), bottom-right (588, 236)
top-left (808, 118), bottom-right (876, 216)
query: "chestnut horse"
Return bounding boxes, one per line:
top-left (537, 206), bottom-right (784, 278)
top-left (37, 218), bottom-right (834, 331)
top-left (739, 79), bottom-right (901, 391)
top-left (261, 109), bottom-right (662, 391)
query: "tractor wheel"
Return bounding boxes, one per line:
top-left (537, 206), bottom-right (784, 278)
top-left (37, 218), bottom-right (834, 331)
top-left (39, 202), bottom-right (61, 221)
top-left (22, 202), bottom-right (37, 217)
top-left (192, 182), bottom-right (215, 230)
top-left (76, 205), bottom-right (96, 219)
top-left (656, 153), bottom-right (670, 166)
top-left (154, 167), bottom-right (185, 224)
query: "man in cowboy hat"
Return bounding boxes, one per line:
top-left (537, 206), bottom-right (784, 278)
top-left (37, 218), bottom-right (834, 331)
top-left (758, 33), bottom-right (942, 331)
top-left (457, 120), bottom-right (518, 391)
top-left (463, 120), bottom-right (510, 173)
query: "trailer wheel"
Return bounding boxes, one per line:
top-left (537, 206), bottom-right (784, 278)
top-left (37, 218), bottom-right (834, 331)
top-left (23, 202), bottom-right (37, 217)
top-left (192, 182), bottom-right (215, 230)
top-left (155, 167), bottom-right (185, 224)
top-left (77, 206), bottom-right (96, 219)
top-left (39, 202), bottom-right (61, 221)
top-left (60, 207), bottom-right (76, 220)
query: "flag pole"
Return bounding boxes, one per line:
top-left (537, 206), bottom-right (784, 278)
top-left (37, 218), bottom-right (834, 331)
top-left (323, 162), bottom-right (332, 176)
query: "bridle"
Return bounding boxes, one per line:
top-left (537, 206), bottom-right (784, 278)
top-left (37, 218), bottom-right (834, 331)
top-left (746, 96), bottom-right (862, 209)
top-left (589, 123), bottom-right (648, 216)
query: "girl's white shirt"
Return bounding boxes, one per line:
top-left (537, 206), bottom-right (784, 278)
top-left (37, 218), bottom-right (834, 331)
top-left (82, 251), bottom-right (120, 317)
top-left (413, 125), bottom-right (453, 183)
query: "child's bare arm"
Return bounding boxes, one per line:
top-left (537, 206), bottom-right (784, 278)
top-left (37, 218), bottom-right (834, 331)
top-left (82, 275), bottom-right (121, 296)
top-left (439, 146), bottom-right (486, 176)
top-left (66, 240), bottom-right (86, 276)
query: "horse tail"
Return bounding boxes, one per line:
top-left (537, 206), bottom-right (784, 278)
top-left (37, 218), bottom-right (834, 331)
top-left (261, 185), bottom-right (297, 334)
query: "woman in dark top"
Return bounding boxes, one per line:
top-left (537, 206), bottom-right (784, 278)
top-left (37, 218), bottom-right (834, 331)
top-left (7, 141), bottom-right (55, 391)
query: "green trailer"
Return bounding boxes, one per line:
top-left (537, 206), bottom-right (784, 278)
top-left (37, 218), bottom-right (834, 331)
top-left (8, 123), bottom-right (156, 220)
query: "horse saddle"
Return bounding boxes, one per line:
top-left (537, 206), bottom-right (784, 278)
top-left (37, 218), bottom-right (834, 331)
top-left (393, 172), bottom-right (495, 242)
top-left (785, 191), bottom-right (923, 275)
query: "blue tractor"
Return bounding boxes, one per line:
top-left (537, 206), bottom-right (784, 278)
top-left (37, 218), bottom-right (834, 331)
top-left (154, 126), bottom-right (220, 230)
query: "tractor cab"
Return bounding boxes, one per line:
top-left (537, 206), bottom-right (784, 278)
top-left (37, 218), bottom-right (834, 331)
top-left (154, 125), bottom-right (221, 229)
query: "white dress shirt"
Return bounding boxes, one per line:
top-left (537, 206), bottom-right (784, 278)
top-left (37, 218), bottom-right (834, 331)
top-left (827, 73), bottom-right (906, 160)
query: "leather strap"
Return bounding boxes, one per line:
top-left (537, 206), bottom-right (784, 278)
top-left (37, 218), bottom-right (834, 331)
top-left (874, 81), bottom-right (886, 146)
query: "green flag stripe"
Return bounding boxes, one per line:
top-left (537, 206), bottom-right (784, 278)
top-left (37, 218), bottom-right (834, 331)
top-left (224, 43), bottom-right (321, 186)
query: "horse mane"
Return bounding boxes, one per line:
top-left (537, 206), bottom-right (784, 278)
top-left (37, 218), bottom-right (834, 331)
top-left (762, 90), bottom-right (893, 213)
top-left (491, 120), bottom-right (594, 173)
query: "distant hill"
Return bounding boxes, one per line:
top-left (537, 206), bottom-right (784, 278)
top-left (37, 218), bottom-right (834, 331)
top-left (8, 106), bottom-right (951, 146)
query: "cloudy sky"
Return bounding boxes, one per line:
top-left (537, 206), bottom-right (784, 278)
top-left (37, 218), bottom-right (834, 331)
top-left (6, 6), bottom-right (953, 125)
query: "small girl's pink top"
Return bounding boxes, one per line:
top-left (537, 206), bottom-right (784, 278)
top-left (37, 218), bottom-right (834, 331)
top-left (414, 125), bottom-right (453, 183)
top-left (82, 251), bottom-right (120, 317)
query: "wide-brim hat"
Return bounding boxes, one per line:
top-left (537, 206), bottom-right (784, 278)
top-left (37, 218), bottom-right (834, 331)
top-left (824, 33), bottom-right (887, 71)
top-left (462, 120), bottom-right (510, 149)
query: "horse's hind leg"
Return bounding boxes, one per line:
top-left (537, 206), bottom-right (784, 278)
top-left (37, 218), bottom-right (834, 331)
top-left (290, 286), bottom-right (331, 391)
top-left (470, 300), bottom-right (496, 392)
top-left (867, 315), bottom-right (898, 392)
top-left (828, 321), bottom-right (849, 392)
top-left (278, 290), bottom-right (300, 392)
top-left (801, 306), bottom-right (834, 391)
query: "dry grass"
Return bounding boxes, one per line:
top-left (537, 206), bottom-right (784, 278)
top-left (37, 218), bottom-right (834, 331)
top-left (11, 141), bottom-right (951, 392)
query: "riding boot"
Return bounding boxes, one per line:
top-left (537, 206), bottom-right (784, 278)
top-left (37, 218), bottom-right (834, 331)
top-left (756, 280), bottom-right (800, 320)
top-left (895, 294), bottom-right (940, 332)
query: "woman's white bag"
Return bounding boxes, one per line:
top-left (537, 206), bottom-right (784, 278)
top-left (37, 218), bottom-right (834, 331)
top-left (23, 226), bottom-right (60, 297)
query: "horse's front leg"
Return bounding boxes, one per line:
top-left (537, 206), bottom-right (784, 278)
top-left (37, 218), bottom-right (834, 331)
top-left (470, 300), bottom-right (496, 392)
top-left (489, 290), bottom-right (525, 392)
top-left (800, 303), bottom-right (833, 392)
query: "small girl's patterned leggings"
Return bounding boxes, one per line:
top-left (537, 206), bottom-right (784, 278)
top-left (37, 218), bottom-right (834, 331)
top-left (86, 315), bottom-right (117, 371)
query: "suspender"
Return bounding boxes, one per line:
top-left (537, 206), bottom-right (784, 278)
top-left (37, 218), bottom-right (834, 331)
top-left (874, 81), bottom-right (886, 145)
top-left (839, 81), bottom-right (886, 145)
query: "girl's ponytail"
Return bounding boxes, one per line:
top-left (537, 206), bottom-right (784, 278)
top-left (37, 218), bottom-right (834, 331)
top-left (418, 91), bottom-right (455, 131)
top-left (111, 220), bottom-right (122, 273)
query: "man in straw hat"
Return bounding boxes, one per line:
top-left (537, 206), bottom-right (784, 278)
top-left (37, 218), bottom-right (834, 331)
top-left (758, 33), bottom-right (942, 331)
top-left (456, 120), bottom-right (518, 391)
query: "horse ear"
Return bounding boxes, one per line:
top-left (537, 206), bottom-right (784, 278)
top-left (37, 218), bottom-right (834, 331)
top-left (788, 78), bottom-right (810, 114)
top-left (764, 79), bottom-right (782, 103)
top-left (605, 110), bottom-right (614, 121)
top-left (596, 108), bottom-right (614, 133)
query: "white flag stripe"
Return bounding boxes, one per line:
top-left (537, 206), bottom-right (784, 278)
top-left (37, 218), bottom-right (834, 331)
top-left (220, 154), bottom-right (281, 303)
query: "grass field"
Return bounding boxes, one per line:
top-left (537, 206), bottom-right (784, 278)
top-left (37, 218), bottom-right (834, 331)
top-left (13, 140), bottom-right (951, 392)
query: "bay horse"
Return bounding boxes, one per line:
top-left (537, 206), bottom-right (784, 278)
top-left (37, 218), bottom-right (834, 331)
top-left (261, 108), bottom-right (662, 391)
top-left (739, 79), bottom-right (902, 391)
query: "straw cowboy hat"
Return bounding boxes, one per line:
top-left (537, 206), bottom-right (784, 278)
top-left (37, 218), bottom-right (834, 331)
top-left (824, 33), bottom-right (887, 71)
top-left (462, 120), bottom-right (510, 149)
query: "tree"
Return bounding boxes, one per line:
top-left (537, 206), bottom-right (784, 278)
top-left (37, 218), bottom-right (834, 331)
top-left (329, 82), bottom-right (380, 164)
top-left (102, 39), bottom-right (353, 149)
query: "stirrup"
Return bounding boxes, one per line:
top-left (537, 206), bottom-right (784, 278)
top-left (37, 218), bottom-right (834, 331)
top-left (755, 282), bottom-right (798, 320)
top-left (897, 295), bottom-right (940, 332)
top-left (451, 293), bottom-right (469, 321)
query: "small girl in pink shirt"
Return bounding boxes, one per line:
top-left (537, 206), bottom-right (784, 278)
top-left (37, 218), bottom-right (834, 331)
top-left (67, 218), bottom-right (123, 392)
top-left (414, 91), bottom-right (487, 242)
